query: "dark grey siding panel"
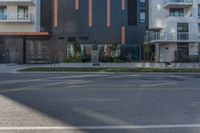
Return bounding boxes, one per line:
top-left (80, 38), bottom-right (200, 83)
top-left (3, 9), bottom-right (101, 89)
top-left (128, 0), bottom-right (137, 25)
top-left (40, 0), bottom-right (53, 32)
top-left (110, 0), bottom-right (124, 26)
top-left (126, 26), bottom-right (146, 44)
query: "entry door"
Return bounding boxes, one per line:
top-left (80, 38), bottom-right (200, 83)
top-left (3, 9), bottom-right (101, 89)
top-left (0, 50), bottom-right (9, 63)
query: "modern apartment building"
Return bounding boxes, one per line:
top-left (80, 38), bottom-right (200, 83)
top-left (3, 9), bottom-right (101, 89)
top-left (0, 0), bottom-right (147, 64)
top-left (0, 0), bottom-right (52, 64)
top-left (145, 0), bottom-right (200, 63)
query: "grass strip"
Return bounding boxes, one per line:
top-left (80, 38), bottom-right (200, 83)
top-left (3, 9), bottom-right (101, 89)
top-left (19, 67), bottom-right (200, 73)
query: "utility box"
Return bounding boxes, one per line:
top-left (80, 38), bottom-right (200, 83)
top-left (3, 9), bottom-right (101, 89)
top-left (92, 45), bottom-right (99, 66)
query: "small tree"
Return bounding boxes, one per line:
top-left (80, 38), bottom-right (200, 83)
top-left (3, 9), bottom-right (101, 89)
top-left (73, 43), bottom-right (81, 57)
top-left (144, 45), bottom-right (151, 62)
top-left (49, 48), bottom-right (59, 68)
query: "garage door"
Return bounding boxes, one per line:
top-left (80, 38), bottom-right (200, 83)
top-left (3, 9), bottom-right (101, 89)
top-left (26, 39), bottom-right (50, 64)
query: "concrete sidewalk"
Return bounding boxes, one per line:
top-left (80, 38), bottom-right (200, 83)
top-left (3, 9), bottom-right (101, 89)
top-left (0, 63), bottom-right (200, 73)
top-left (0, 63), bottom-right (165, 73)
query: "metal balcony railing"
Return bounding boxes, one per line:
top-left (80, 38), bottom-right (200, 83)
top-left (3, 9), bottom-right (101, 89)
top-left (0, 13), bottom-right (33, 22)
top-left (144, 32), bottom-right (199, 44)
top-left (0, 0), bottom-right (34, 6)
top-left (166, 0), bottom-right (193, 3)
top-left (163, 0), bottom-right (194, 8)
top-left (169, 13), bottom-right (185, 17)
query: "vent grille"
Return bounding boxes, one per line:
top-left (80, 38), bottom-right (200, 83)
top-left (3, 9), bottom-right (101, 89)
top-left (128, 0), bottom-right (137, 25)
top-left (40, 0), bottom-right (53, 32)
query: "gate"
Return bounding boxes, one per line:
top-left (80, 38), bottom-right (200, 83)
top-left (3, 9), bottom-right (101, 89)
top-left (0, 50), bottom-right (9, 63)
top-left (25, 39), bottom-right (50, 64)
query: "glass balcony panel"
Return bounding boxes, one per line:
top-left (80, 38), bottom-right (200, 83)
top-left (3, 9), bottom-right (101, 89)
top-left (0, 0), bottom-right (34, 5)
top-left (144, 32), bottom-right (199, 44)
top-left (163, 0), bottom-right (194, 8)
top-left (0, 13), bottom-right (33, 22)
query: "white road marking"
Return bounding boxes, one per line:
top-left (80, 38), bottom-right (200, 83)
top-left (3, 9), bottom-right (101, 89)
top-left (2, 124), bottom-right (200, 130)
top-left (53, 74), bottom-right (108, 79)
top-left (0, 79), bottom-right (44, 85)
top-left (0, 79), bottom-right (92, 93)
top-left (140, 83), bottom-right (176, 87)
top-left (107, 75), bottom-right (140, 79)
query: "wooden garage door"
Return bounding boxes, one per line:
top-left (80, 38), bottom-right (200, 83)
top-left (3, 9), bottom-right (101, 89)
top-left (25, 39), bottom-right (50, 64)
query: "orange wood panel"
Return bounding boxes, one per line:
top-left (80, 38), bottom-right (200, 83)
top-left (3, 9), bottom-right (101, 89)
top-left (121, 0), bottom-right (125, 10)
top-left (75, 0), bottom-right (80, 10)
top-left (121, 26), bottom-right (126, 44)
top-left (89, 0), bottom-right (93, 27)
top-left (107, 0), bottom-right (111, 27)
top-left (54, 0), bottom-right (58, 27)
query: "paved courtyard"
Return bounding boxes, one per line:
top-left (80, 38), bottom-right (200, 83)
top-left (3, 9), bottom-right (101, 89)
top-left (1, 73), bottom-right (200, 132)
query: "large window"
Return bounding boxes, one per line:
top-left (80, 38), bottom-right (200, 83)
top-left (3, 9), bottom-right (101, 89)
top-left (140, 11), bottom-right (146, 23)
top-left (0, 6), bottom-right (6, 20)
top-left (177, 23), bottom-right (188, 32)
top-left (198, 4), bottom-right (200, 19)
top-left (18, 6), bottom-right (29, 20)
top-left (140, 0), bottom-right (146, 6)
top-left (169, 8), bottom-right (184, 17)
top-left (177, 23), bottom-right (189, 40)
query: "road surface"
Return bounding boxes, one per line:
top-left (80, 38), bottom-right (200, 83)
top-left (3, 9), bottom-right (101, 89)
top-left (0, 73), bottom-right (200, 133)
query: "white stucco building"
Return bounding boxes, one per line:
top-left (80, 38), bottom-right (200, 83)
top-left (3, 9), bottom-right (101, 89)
top-left (145, 0), bottom-right (200, 62)
top-left (0, 0), bottom-right (51, 64)
top-left (0, 0), bottom-right (41, 32)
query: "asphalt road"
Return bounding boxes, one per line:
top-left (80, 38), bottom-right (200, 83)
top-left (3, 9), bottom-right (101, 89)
top-left (1, 73), bottom-right (200, 133)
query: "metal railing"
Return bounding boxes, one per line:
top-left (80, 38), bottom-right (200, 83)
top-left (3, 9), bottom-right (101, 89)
top-left (169, 13), bottom-right (185, 17)
top-left (0, 0), bottom-right (33, 3)
top-left (0, 13), bottom-right (33, 22)
top-left (145, 32), bottom-right (199, 43)
top-left (165, 0), bottom-right (193, 4)
top-left (163, 0), bottom-right (194, 8)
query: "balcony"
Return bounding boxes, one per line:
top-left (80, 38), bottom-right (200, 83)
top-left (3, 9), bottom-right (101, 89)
top-left (0, 13), bottom-right (33, 23)
top-left (163, 0), bottom-right (194, 9)
top-left (164, 16), bottom-right (195, 24)
top-left (145, 32), bottom-right (199, 44)
top-left (0, 0), bottom-right (34, 5)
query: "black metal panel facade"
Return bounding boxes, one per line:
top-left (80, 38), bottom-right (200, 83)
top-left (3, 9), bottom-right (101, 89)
top-left (53, 0), bottom-right (147, 45)
top-left (40, 0), bottom-right (53, 32)
top-left (128, 0), bottom-right (137, 25)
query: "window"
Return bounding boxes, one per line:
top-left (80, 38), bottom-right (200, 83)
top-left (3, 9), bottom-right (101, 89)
top-left (0, 6), bottom-right (6, 20)
top-left (169, 8), bottom-right (184, 17)
top-left (68, 37), bottom-right (76, 42)
top-left (140, 11), bottom-right (145, 23)
top-left (198, 23), bottom-right (200, 39)
top-left (140, 0), bottom-right (146, 6)
top-left (177, 23), bottom-right (188, 40)
top-left (177, 23), bottom-right (188, 32)
top-left (198, 4), bottom-right (200, 19)
top-left (199, 23), bottom-right (200, 33)
top-left (18, 6), bottom-right (29, 20)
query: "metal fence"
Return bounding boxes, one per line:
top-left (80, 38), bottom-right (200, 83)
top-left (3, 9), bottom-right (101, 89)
top-left (64, 44), bottom-right (140, 63)
top-left (174, 50), bottom-right (200, 63)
